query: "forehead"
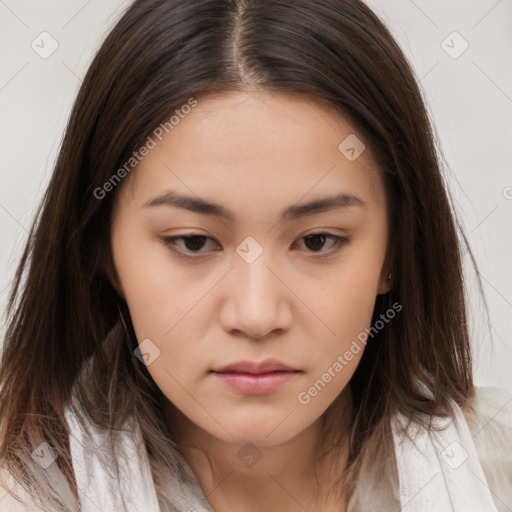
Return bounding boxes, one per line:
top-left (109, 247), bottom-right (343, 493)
top-left (121, 91), bottom-right (386, 216)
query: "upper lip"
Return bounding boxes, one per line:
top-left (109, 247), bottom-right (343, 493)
top-left (212, 358), bottom-right (298, 374)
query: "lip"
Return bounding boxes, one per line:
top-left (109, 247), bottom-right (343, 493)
top-left (212, 370), bottom-right (299, 395)
top-left (212, 358), bottom-right (297, 374)
top-left (211, 358), bottom-right (301, 395)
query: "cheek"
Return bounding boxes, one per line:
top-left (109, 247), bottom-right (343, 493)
top-left (307, 250), bottom-right (383, 375)
top-left (312, 260), bottom-right (380, 337)
top-left (111, 223), bottom-right (181, 336)
top-left (112, 229), bottom-right (220, 383)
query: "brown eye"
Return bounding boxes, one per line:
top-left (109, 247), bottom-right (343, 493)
top-left (304, 233), bottom-right (330, 251)
top-left (161, 232), bottom-right (349, 259)
top-left (180, 235), bottom-right (208, 251)
top-left (297, 233), bottom-right (349, 255)
top-left (161, 235), bottom-right (219, 257)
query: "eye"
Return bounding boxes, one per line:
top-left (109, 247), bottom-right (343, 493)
top-left (161, 234), bottom-right (218, 257)
top-left (161, 232), bottom-right (349, 259)
top-left (293, 232), bottom-right (349, 256)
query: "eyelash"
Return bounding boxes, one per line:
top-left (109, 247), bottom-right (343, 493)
top-left (161, 232), bottom-right (349, 260)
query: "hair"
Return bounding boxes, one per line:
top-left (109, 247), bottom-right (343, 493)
top-left (0, 0), bottom-right (491, 510)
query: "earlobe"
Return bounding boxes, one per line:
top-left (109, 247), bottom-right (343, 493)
top-left (377, 272), bottom-right (393, 295)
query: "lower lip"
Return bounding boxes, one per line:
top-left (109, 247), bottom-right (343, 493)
top-left (212, 371), bottom-right (299, 395)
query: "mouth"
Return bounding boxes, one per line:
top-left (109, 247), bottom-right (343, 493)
top-left (211, 368), bottom-right (301, 395)
top-left (212, 358), bottom-right (299, 374)
top-left (210, 358), bottom-right (302, 395)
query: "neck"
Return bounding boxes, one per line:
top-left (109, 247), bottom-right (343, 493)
top-left (161, 390), bottom-right (353, 512)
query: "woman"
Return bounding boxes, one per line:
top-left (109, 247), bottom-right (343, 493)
top-left (1, 0), bottom-right (510, 511)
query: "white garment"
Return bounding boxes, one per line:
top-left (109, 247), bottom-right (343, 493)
top-left (64, 412), bottom-right (163, 512)
top-left (64, 387), bottom-right (511, 512)
top-left (391, 399), bottom-right (499, 511)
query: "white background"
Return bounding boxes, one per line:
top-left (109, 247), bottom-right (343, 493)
top-left (0, 0), bottom-right (511, 390)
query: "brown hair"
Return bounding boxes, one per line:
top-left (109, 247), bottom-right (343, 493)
top-left (0, 0), bottom-right (489, 510)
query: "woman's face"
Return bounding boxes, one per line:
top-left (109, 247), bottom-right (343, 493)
top-left (110, 91), bottom-right (391, 447)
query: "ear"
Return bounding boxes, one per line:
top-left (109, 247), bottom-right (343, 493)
top-left (377, 269), bottom-right (393, 295)
top-left (377, 245), bottom-right (394, 295)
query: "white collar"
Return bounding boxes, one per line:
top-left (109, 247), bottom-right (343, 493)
top-left (391, 397), bottom-right (498, 511)
top-left (64, 397), bottom-right (498, 512)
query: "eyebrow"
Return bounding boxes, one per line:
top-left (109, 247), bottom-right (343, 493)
top-left (142, 190), bottom-right (365, 222)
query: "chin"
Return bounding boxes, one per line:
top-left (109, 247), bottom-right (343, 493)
top-left (211, 420), bottom-right (307, 448)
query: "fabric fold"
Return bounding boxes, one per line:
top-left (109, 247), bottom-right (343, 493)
top-left (65, 406), bottom-right (161, 512)
top-left (65, 393), bottom-right (502, 512)
top-left (391, 398), bottom-right (499, 512)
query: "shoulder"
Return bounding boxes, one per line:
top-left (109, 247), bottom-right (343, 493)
top-left (0, 467), bottom-right (42, 512)
top-left (463, 385), bottom-right (512, 511)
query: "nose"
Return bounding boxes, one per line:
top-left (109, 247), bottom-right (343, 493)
top-left (218, 256), bottom-right (293, 339)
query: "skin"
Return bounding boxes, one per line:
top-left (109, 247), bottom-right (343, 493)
top-left (110, 90), bottom-right (391, 511)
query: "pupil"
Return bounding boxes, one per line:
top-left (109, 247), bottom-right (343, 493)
top-left (185, 236), bottom-right (205, 251)
top-left (305, 234), bottom-right (326, 251)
